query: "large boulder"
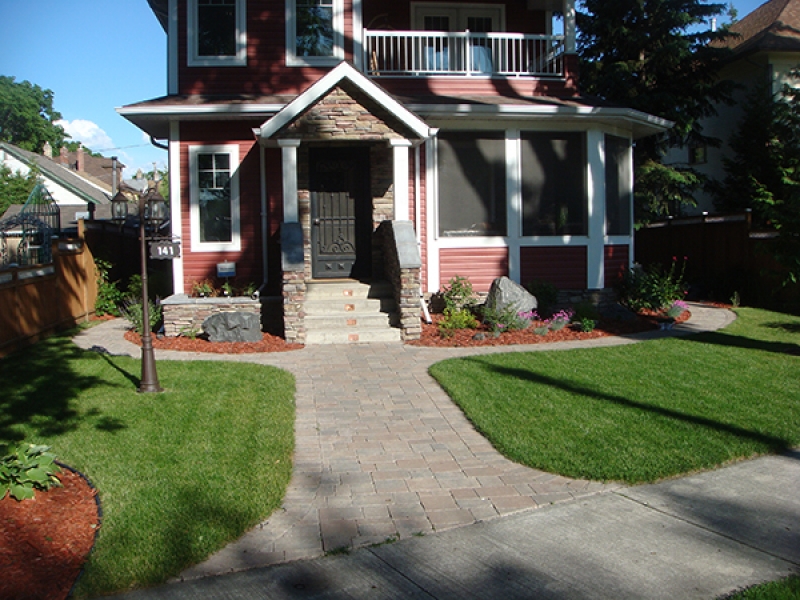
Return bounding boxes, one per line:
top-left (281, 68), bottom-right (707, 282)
top-left (203, 312), bottom-right (262, 342)
top-left (484, 276), bottom-right (537, 314)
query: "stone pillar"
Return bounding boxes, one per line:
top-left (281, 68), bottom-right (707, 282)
top-left (391, 139), bottom-right (412, 221)
top-left (281, 221), bottom-right (306, 344)
top-left (380, 220), bottom-right (422, 341)
top-left (279, 139), bottom-right (301, 223)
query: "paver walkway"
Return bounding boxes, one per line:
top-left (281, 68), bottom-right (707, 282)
top-left (72, 303), bottom-right (735, 581)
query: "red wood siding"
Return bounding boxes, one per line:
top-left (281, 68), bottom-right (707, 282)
top-left (178, 122), bottom-right (264, 291)
top-left (604, 244), bottom-right (629, 287)
top-left (520, 246), bottom-right (587, 289)
top-left (439, 247), bottom-right (508, 293)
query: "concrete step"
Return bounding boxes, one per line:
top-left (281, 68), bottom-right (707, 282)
top-left (303, 279), bottom-right (401, 344)
top-left (305, 327), bottom-right (402, 344)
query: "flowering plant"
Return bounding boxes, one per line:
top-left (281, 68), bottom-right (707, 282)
top-left (549, 309), bottom-right (574, 331)
top-left (666, 300), bottom-right (688, 319)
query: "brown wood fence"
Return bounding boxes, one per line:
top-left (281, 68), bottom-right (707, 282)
top-left (634, 212), bottom-right (798, 308)
top-left (0, 223), bottom-right (98, 357)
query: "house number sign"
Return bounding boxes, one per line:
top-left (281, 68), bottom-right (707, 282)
top-left (149, 240), bottom-right (181, 260)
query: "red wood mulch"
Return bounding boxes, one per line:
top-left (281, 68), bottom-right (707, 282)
top-left (0, 468), bottom-right (100, 600)
top-left (123, 330), bottom-right (304, 353)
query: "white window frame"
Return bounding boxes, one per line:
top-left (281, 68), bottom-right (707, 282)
top-left (189, 144), bottom-right (242, 252)
top-left (411, 2), bottom-right (505, 32)
top-left (188, 0), bottom-right (247, 67)
top-left (286, 0), bottom-right (345, 66)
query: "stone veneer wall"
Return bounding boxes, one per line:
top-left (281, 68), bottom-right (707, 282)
top-left (161, 296), bottom-right (262, 337)
top-left (379, 221), bottom-right (422, 341)
top-left (282, 268), bottom-right (307, 344)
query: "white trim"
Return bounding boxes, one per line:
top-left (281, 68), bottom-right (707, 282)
top-left (279, 139), bottom-right (301, 223)
top-left (120, 104), bottom-right (285, 118)
top-left (353, 0), bottom-right (363, 71)
top-left (168, 0), bottom-right (179, 94)
top-left (256, 62), bottom-right (432, 141)
top-left (187, 0), bottom-right (247, 67)
top-left (506, 131), bottom-right (521, 282)
top-left (586, 130), bottom-right (605, 289)
top-left (410, 2), bottom-right (506, 32)
top-left (425, 136), bottom-right (440, 293)
top-left (169, 122), bottom-right (184, 294)
top-left (285, 0), bottom-right (345, 67)
top-left (188, 144), bottom-right (242, 252)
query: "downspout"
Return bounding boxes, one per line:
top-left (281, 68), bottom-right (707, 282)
top-left (258, 143), bottom-right (269, 296)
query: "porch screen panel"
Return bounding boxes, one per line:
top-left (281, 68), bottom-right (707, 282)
top-left (296, 0), bottom-right (335, 57)
top-left (438, 133), bottom-right (506, 236)
top-left (521, 132), bottom-right (587, 236)
top-left (198, 0), bottom-right (237, 57)
top-left (605, 135), bottom-right (632, 236)
top-left (197, 152), bottom-right (233, 243)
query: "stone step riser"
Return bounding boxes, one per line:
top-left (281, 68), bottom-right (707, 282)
top-left (305, 328), bottom-right (402, 344)
top-left (304, 298), bottom-right (396, 315)
top-left (305, 314), bottom-right (398, 329)
top-left (305, 283), bottom-right (395, 301)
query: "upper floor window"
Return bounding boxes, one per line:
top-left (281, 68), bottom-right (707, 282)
top-left (188, 0), bottom-right (247, 67)
top-left (286, 0), bottom-right (344, 66)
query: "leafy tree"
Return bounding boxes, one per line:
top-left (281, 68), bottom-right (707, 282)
top-left (578, 0), bottom-right (734, 221)
top-left (0, 76), bottom-right (66, 152)
top-left (144, 168), bottom-right (170, 202)
top-left (0, 164), bottom-right (39, 216)
top-left (713, 73), bottom-right (800, 283)
top-left (54, 140), bottom-right (103, 158)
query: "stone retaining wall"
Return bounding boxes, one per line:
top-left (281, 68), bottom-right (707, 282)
top-left (161, 295), bottom-right (263, 337)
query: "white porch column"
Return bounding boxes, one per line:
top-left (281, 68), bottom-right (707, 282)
top-left (506, 131), bottom-right (521, 283)
top-left (169, 121), bottom-right (184, 294)
top-left (278, 139), bottom-right (301, 223)
top-left (587, 130), bottom-right (606, 290)
top-left (564, 0), bottom-right (576, 54)
top-left (391, 139), bottom-right (412, 221)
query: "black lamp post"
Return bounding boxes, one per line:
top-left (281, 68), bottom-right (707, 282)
top-left (112, 187), bottom-right (168, 393)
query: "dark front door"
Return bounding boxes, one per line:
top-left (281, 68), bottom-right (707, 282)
top-left (309, 147), bottom-right (371, 279)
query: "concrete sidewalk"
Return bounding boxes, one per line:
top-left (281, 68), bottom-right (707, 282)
top-left (74, 304), bottom-right (799, 597)
top-left (114, 449), bottom-right (800, 599)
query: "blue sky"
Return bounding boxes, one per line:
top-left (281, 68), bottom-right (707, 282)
top-left (0, 1), bottom-right (167, 176)
top-left (0, 0), bottom-right (767, 177)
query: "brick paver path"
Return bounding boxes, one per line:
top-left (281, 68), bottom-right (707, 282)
top-left (72, 305), bottom-right (733, 580)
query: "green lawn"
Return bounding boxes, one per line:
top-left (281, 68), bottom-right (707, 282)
top-left (722, 575), bottom-right (800, 599)
top-left (0, 333), bottom-right (295, 598)
top-left (429, 307), bottom-right (800, 484)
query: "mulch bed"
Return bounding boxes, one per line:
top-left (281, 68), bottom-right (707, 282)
top-left (123, 330), bottom-right (304, 353)
top-left (407, 310), bottom-right (690, 348)
top-left (0, 468), bottom-right (100, 600)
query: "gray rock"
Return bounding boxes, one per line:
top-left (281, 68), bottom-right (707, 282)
top-left (484, 276), bottom-right (537, 314)
top-left (203, 312), bottom-right (263, 342)
top-left (472, 332), bottom-right (486, 341)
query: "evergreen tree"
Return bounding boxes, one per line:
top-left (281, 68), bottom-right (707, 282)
top-left (0, 76), bottom-right (66, 152)
top-left (714, 73), bottom-right (800, 283)
top-left (578, 0), bottom-right (734, 221)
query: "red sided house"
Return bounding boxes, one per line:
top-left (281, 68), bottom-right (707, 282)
top-left (119, 0), bottom-right (669, 344)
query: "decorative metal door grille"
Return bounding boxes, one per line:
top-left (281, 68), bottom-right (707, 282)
top-left (311, 191), bottom-right (357, 277)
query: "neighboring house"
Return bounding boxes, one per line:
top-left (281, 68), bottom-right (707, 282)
top-left (119, 0), bottom-right (669, 342)
top-left (667, 0), bottom-right (800, 215)
top-left (0, 142), bottom-right (115, 229)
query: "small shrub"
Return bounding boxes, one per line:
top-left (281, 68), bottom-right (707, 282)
top-left (534, 324), bottom-right (550, 335)
top-left (526, 279), bottom-right (558, 318)
top-left (191, 278), bottom-right (217, 298)
top-left (617, 258), bottom-right (687, 312)
top-left (666, 300), bottom-right (689, 319)
top-left (577, 317), bottom-right (596, 332)
top-left (438, 307), bottom-right (479, 338)
top-left (1, 444), bottom-right (62, 501)
top-left (179, 326), bottom-right (202, 340)
top-left (121, 297), bottom-right (162, 335)
top-left (94, 259), bottom-right (123, 317)
top-left (441, 276), bottom-right (475, 311)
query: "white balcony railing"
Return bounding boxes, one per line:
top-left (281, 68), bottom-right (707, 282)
top-left (363, 30), bottom-right (565, 77)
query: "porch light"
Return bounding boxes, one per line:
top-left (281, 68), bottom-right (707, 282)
top-left (111, 190), bottom-right (130, 224)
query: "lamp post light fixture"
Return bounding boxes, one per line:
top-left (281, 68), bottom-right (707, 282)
top-left (111, 187), bottom-right (168, 393)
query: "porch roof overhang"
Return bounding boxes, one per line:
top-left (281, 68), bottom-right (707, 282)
top-left (401, 96), bottom-right (672, 139)
top-left (253, 62), bottom-right (435, 143)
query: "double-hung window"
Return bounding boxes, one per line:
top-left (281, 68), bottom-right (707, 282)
top-left (286, 0), bottom-right (344, 66)
top-left (189, 145), bottom-right (241, 252)
top-left (188, 0), bottom-right (247, 66)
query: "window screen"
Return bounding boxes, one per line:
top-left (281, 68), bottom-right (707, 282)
top-left (438, 133), bottom-right (506, 236)
top-left (521, 132), bottom-right (587, 236)
top-left (605, 135), bottom-right (632, 236)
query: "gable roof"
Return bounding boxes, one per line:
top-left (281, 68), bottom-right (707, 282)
top-left (254, 62), bottom-right (434, 142)
top-left (723, 0), bottom-right (800, 55)
top-left (0, 143), bottom-right (111, 205)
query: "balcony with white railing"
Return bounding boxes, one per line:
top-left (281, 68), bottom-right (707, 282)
top-left (363, 30), bottom-right (566, 78)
